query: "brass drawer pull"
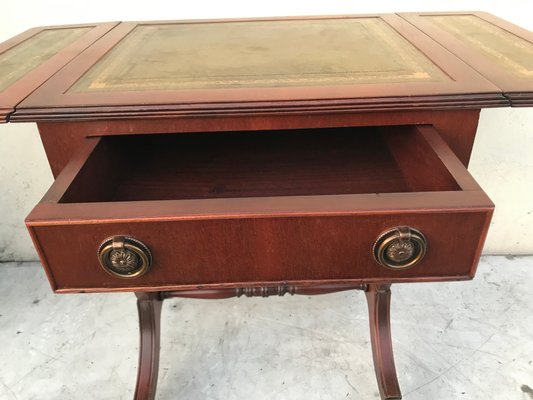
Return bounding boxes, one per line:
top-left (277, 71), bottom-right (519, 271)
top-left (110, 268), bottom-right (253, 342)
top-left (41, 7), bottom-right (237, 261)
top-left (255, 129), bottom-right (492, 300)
top-left (98, 236), bottom-right (152, 278)
top-left (373, 226), bottom-right (427, 270)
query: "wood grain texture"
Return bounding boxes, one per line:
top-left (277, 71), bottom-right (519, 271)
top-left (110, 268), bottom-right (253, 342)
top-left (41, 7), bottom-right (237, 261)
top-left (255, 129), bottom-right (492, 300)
top-left (56, 127), bottom-right (462, 203)
top-left (2, 13), bottom-right (522, 400)
top-left (134, 292), bottom-right (162, 400)
top-left (366, 284), bottom-right (402, 399)
top-left (400, 11), bottom-right (533, 106)
top-left (36, 109), bottom-right (481, 178)
top-left (27, 210), bottom-right (492, 293)
top-left (26, 125), bottom-right (493, 293)
top-left (12, 95), bottom-right (507, 122)
top-left (162, 283), bottom-right (366, 299)
top-left (13, 14), bottom-right (504, 121)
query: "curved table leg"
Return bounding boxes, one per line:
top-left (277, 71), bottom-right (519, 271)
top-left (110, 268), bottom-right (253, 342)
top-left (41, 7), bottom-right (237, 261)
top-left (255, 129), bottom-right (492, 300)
top-left (365, 284), bottom-right (402, 400)
top-left (134, 292), bottom-right (163, 400)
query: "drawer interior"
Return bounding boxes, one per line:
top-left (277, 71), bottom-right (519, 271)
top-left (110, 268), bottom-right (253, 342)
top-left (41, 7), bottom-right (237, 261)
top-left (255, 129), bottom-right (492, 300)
top-left (59, 126), bottom-right (462, 203)
top-left (29, 124), bottom-right (493, 292)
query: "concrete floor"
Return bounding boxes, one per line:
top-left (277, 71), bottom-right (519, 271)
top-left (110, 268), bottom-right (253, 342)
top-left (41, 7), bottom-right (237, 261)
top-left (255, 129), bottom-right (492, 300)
top-left (0, 256), bottom-right (532, 400)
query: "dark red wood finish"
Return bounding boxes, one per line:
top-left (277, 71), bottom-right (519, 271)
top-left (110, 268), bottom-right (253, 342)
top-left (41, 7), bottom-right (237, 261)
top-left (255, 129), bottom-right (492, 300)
top-left (366, 284), bottom-right (402, 400)
top-left (3, 13), bottom-right (526, 400)
top-left (135, 284), bottom-right (373, 399)
top-left (134, 292), bottom-right (162, 400)
top-left (0, 22), bottom-right (118, 122)
top-left (26, 124), bottom-right (493, 293)
top-left (36, 109), bottom-right (482, 178)
top-left (12, 14), bottom-right (506, 122)
top-left (400, 12), bottom-right (533, 106)
top-left (162, 283), bottom-right (366, 299)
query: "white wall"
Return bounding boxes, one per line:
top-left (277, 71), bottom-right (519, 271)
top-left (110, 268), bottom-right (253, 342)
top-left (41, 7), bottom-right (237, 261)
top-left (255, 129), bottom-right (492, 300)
top-left (0, 1), bottom-right (532, 261)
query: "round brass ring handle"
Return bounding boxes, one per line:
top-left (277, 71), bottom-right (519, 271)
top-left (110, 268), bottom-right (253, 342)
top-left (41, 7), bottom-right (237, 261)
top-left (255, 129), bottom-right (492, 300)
top-left (373, 226), bottom-right (427, 270)
top-left (97, 236), bottom-right (152, 278)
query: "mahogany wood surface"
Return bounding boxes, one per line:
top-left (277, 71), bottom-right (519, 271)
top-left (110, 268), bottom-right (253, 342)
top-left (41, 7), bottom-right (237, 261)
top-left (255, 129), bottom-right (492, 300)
top-left (3, 12), bottom-right (533, 122)
top-left (12, 14), bottom-right (506, 122)
top-left (400, 12), bottom-right (533, 106)
top-left (0, 22), bottom-right (118, 122)
top-left (366, 284), bottom-right (402, 399)
top-left (162, 283), bottom-right (366, 299)
top-left (136, 284), bottom-right (396, 400)
top-left (1, 11), bottom-right (531, 400)
top-left (36, 109), bottom-right (481, 178)
top-left (26, 125), bottom-right (493, 293)
top-left (59, 127), bottom-right (461, 202)
top-left (134, 292), bottom-right (162, 400)
top-left (4, 13), bottom-right (529, 399)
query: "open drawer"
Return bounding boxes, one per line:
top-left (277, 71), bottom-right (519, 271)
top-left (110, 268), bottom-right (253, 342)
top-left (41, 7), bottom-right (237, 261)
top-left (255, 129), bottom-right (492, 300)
top-left (26, 125), bottom-right (493, 293)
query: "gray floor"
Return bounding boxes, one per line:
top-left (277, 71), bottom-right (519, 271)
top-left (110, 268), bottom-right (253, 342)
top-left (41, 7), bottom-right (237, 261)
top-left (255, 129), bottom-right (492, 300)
top-left (0, 256), bottom-right (532, 400)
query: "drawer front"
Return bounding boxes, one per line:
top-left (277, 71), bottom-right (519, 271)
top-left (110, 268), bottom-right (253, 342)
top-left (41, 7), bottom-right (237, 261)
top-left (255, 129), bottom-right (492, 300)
top-left (29, 209), bottom-right (490, 292)
top-left (26, 124), bottom-right (493, 293)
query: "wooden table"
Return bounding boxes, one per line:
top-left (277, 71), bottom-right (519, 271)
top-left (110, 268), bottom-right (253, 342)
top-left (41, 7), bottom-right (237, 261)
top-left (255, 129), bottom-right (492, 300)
top-left (1, 12), bottom-right (532, 399)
